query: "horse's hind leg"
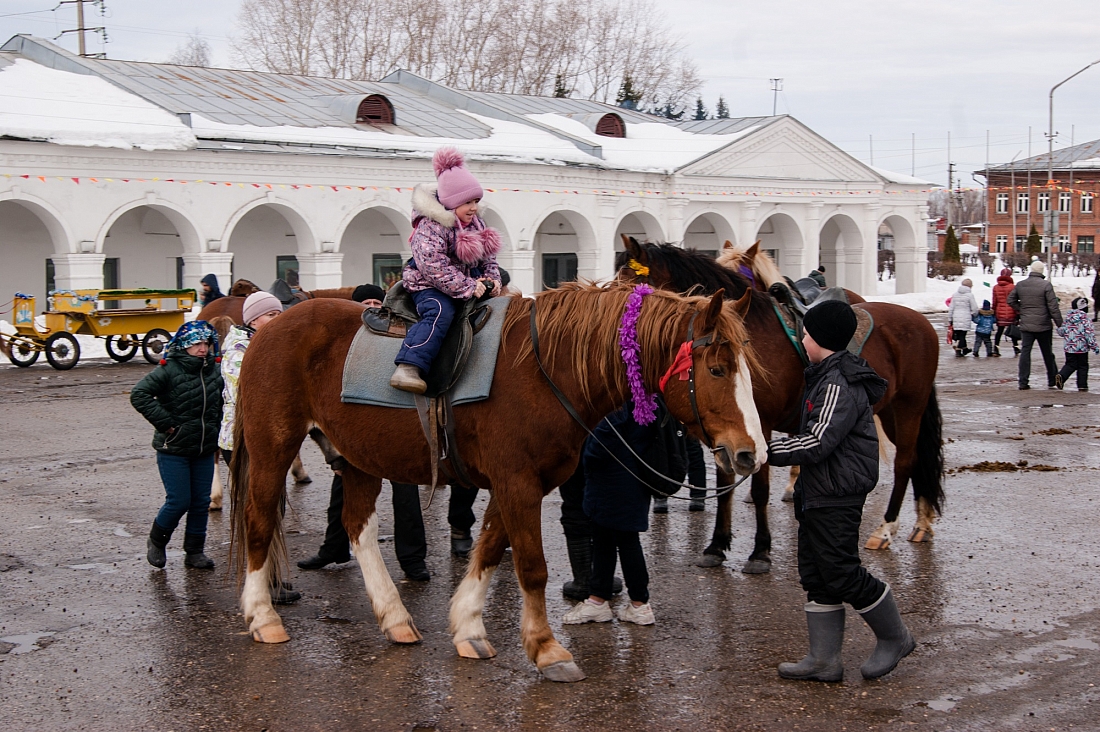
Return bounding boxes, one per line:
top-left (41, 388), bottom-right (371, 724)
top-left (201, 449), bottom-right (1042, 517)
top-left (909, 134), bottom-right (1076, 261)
top-left (451, 494), bottom-right (509, 660)
top-left (781, 466), bottom-right (798, 503)
top-left (342, 466), bottom-right (420, 644)
top-left (866, 409), bottom-right (911, 550)
top-left (209, 453), bottom-right (224, 511)
top-left (290, 452), bottom-right (311, 484)
top-left (242, 459), bottom-right (290, 643)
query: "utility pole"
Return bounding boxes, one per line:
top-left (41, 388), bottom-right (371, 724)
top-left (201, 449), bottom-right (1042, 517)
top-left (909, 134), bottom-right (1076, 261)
top-left (869, 135), bottom-right (874, 166)
top-left (769, 78), bottom-right (783, 116)
top-left (911, 133), bottom-right (915, 177)
top-left (58, 1), bottom-right (107, 58)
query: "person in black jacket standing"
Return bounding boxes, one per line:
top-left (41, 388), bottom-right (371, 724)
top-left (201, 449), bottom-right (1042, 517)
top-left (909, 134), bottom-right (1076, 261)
top-left (131, 320), bottom-right (224, 570)
top-left (1008, 260), bottom-right (1063, 389)
top-left (768, 300), bottom-right (914, 682)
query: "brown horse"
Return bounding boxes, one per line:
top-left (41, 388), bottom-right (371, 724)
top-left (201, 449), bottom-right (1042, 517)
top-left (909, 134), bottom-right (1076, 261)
top-left (196, 285), bottom-right (357, 322)
top-left (616, 239), bottom-right (944, 574)
top-left (229, 282), bottom-right (767, 681)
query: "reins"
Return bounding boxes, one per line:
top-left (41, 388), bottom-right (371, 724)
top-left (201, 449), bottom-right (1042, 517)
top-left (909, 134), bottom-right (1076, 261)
top-left (528, 299), bottom-right (751, 501)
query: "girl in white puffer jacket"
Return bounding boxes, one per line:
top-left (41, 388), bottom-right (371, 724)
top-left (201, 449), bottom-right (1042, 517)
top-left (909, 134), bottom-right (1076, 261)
top-left (948, 279), bottom-right (979, 356)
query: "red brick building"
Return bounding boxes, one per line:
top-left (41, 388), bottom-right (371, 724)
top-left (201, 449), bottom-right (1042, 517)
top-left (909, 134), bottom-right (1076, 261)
top-left (977, 139), bottom-right (1100, 254)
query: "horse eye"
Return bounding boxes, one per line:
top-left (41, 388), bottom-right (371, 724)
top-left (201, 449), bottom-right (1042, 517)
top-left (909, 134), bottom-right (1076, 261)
top-left (709, 365), bottom-right (726, 377)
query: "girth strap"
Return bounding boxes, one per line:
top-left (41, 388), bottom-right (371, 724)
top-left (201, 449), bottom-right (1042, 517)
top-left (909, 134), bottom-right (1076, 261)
top-left (413, 393), bottom-right (478, 507)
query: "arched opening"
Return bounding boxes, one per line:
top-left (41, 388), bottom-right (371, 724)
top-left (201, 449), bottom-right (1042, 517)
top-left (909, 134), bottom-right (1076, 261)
top-left (614, 211), bottom-right (665, 246)
top-left (818, 213), bottom-right (863, 290)
top-left (226, 204), bottom-right (311, 287)
top-left (595, 113), bottom-right (625, 138)
top-left (356, 95), bottom-right (395, 126)
top-left (533, 210), bottom-right (597, 290)
top-left (755, 212), bottom-right (802, 275)
top-left (0, 201), bottom-right (61, 305)
top-left (339, 207), bottom-right (411, 289)
top-left (683, 212), bottom-right (736, 256)
top-left (102, 206), bottom-right (187, 290)
top-left (881, 214), bottom-right (922, 294)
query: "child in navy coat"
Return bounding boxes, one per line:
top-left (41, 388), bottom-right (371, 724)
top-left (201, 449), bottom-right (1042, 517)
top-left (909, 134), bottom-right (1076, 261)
top-left (972, 300), bottom-right (996, 357)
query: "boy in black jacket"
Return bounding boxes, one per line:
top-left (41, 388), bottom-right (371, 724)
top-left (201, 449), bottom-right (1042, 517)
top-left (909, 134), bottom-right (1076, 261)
top-left (768, 300), bottom-right (915, 681)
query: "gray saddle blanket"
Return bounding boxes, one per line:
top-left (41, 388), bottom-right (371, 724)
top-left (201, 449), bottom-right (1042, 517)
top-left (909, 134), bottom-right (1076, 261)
top-left (340, 296), bottom-right (511, 409)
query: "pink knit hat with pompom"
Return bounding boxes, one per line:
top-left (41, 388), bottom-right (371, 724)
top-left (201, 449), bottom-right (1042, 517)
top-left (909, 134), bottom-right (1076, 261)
top-left (433, 148), bottom-right (483, 210)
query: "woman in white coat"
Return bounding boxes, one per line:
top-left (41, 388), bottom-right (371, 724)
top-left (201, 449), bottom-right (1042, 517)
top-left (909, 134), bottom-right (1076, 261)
top-left (949, 278), bottom-right (979, 356)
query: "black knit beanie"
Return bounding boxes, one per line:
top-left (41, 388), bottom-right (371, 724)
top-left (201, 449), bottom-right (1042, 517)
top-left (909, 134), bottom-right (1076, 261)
top-left (352, 284), bottom-right (386, 303)
top-left (803, 300), bottom-right (857, 352)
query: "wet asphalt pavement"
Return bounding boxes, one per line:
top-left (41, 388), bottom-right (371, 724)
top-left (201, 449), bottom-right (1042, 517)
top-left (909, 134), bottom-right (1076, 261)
top-left (2, 313), bottom-right (1100, 731)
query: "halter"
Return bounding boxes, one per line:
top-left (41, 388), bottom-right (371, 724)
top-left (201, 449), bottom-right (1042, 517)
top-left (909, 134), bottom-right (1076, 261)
top-left (528, 299), bottom-right (750, 499)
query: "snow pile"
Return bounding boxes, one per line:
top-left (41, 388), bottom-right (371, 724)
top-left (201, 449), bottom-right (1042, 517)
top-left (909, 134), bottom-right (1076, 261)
top-left (0, 59), bottom-right (196, 151)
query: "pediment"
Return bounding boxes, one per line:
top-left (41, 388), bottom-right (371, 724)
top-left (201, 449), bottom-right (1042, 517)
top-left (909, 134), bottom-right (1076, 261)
top-left (679, 118), bottom-right (879, 183)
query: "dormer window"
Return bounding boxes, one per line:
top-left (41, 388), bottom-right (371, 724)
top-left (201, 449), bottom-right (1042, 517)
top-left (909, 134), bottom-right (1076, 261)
top-left (356, 95), bottom-right (395, 125)
top-left (595, 113), bottom-right (625, 138)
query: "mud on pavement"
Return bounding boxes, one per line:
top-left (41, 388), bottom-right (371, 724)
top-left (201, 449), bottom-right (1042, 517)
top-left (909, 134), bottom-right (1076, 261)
top-left (2, 314), bottom-right (1099, 731)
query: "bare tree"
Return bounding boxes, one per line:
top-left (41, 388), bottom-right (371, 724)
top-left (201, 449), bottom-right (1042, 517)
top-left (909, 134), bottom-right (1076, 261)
top-left (168, 32), bottom-right (213, 67)
top-left (235, 0), bottom-right (323, 75)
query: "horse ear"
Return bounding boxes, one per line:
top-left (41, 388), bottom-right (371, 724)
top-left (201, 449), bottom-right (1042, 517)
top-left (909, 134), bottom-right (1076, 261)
top-left (701, 289), bottom-right (725, 332)
top-left (722, 240), bottom-right (734, 250)
top-left (731, 287), bottom-right (752, 319)
top-left (746, 241), bottom-right (761, 258)
top-left (622, 235), bottom-right (646, 263)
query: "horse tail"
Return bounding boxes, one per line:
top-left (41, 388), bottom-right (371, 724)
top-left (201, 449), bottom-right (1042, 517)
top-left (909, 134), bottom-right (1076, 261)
top-left (910, 385), bottom-right (945, 516)
top-left (228, 416), bottom-right (287, 590)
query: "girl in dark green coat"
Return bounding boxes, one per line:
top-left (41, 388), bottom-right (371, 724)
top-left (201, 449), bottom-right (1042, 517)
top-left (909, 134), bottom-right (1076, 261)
top-left (130, 321), bottom-right (224, 569)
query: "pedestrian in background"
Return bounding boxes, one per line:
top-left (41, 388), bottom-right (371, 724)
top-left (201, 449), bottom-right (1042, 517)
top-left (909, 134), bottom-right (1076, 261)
top-left (1055, 297), bottom-right (1099, 391)
top-left (991, 267), bottom-right (1019, 357)
top-left (1008, 260), bottom-right (1063, 390)
top-left (971, 300), bottom-right (995, 357)
top-left (948, 278), bottom-right (978, 357)
top-left (1091, 271), bottom-right (1100, 322)
top-left (200, 273), bottom-right (224, 307)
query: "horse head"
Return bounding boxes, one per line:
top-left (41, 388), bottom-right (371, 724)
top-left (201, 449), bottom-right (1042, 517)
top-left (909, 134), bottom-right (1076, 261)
top-left (229, 279), bottom-right (261, 297)
top-left (613, 237), bottom-right (752, 300)
top-left (716, 240), bottom-right (783, 292)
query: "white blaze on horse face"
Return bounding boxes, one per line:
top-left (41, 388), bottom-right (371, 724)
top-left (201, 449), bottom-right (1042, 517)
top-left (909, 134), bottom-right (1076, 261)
top-left (450, 565), bottom-right (497, 642)
top-left (352, 512), bottom-right (412, 633)
top-left (241, 558), bottom-right (280, 632)
top-left (735, 354), bottom-right (768, 470)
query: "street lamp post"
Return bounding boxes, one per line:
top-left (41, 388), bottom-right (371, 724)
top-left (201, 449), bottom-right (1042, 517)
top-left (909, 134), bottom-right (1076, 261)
top-left (1047, 58), bottom-right (1100, 269)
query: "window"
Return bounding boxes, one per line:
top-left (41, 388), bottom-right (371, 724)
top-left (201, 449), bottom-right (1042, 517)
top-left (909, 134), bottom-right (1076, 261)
top-left (276, 255), bottom-right (298, 283)
top-left (594, 113), bottom-right (625, 138)
top-left (356, 95), bottom-right (395, 125)
top-left (1059, 192), bottom-right (1072, 213)
top-left (1037, 192), bottom-right (1050, 213)
top-left (372, 254), bottom-right (404, 290)
top-left (995, 235), bottom-right (1008, 253)
top-left (1015, 235), bottom-right (1027, 252)
top-left (176, 257), bottom-right (185, 289)
top-left (542, 253), bottom-right (578, 290)
top-left (103, 257), bottom-right (120, 309)
top-left (1059, 235), bottom-right (1071, 252)
top-left (1079, 236), bottom-right (1095, 254)
top-left (1084, 193), bottom-right (1095, 214)
top-left (1017, 193), bottom-right (1029, 214)
top-left (996, 193), bottom-right (1009, 214)
top-left (764, 249), bottom-right (780, 267)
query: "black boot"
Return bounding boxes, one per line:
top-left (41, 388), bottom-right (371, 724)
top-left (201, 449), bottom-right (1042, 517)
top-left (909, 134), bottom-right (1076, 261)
top-left (272, 581), bottom-right (301, 605)
top-left (182, 533), bottom-right (215, 569)
top-left (450, 528), bottom-right (473, 559)
top-left (689, 489), bottom-right (706, 512)
top-left (652, 496), bottom-right (669, 514)
top-left (857, 586), bottom-right (915, 679)
top-left (562, 535), bottom-right (592, 601)
top-left (147, 521), bottom-right (172, 568)
top-left (778, 603), bottom-right (845, 682)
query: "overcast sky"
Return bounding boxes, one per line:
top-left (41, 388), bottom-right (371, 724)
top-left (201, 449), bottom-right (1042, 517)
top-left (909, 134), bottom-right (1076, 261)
top-left (2, 0), bottom-right (1098, 186)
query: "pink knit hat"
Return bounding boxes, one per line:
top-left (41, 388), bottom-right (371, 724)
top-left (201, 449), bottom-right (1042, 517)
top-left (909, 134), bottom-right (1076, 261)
top-left (242, 291), bottom-right (282, 327)
top-left (433, 148), bottom-right (483, 210)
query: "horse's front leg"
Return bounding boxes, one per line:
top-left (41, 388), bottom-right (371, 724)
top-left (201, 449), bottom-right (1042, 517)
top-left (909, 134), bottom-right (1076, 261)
top-left (343, 466), bottom-right (420, 644)
top-left (450, 494), bottom-right (509, 660)
top-left (742, 461), bottom-right (773, 574)
top-left (781, 466), bottom-right (799, 502)
top-left (209, 453), bottom-right (224, 511)
top-left (698, 483), bottom-right (733, 567)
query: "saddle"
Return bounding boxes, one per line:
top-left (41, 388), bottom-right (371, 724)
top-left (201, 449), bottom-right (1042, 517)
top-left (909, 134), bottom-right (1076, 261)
top-left (361, 280), bottom-right (493, 493)
top-left (767, 279), bottom-right (855, 366)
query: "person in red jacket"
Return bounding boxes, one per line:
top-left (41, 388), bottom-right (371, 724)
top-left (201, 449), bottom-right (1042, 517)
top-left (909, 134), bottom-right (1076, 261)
top-left (991, 267), bottom-right (1020, 357)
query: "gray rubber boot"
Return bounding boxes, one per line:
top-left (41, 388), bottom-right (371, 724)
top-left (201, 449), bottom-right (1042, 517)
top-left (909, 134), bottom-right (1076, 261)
top-left (778, 603), bottom-right (845, 682)
top-left (146, 521), bottom-right (172, 569)
top-left (182, 533), bottom-right (215, 570)
top-left (858, 586), bottom-right (915, 679)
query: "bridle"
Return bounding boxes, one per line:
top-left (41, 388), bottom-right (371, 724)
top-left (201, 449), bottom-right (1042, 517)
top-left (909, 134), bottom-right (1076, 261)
top-left (528, 299), bottom-right (752, 499)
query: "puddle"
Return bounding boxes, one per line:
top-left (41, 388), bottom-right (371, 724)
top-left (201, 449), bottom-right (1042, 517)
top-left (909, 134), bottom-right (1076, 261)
top-left (317, 615), bottom-right (353, 624)
top-left (113, 527), bottom-right (133, 538)
top-left (1055, 638), bottom-right (1099, 650)
top-left (0, 631), bottom-right (56, 654)
top-left (926, 697), bottom-right (958, 712)
top-left (67, 519), bottom-right (93, 524)
top-left (67, 562), bottom-right (118, 574)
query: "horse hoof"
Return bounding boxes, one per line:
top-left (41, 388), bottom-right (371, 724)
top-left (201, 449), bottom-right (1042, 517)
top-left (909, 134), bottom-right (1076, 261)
top-left (865, 535), bottom-right (891, 550)
top-left (541, 661), bottom-right (587, 683)
top-left (295, 476), bottom-right (313, 485)
top-left (741, 559), bottom-right (771, 574)
top-left (251, 623), bottom-right (290, 644)
top-left (908, 528), bottom-right (932, 543)
top-left (695, 554), bottom-right (725, 568)
top-left (741, 492), bottom-right (755, 504)
top-left (384, 622), bottom-right (423, 645)
top-left (209, 504), bottom-right (223, 512)
top-left (781, 491), bottom-right (794, 503)
top-left (455, 638), bottom-right (497, 659)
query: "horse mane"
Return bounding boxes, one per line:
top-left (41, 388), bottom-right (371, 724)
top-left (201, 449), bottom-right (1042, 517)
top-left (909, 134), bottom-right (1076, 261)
top-left (614, 243), bottom-right (752, 300)
top-left (504, 280), bottom-right (757, 409)
top-left (307, 286), bottom-right (357, 299)
top-left (717, 244), bottom-right (784, 289)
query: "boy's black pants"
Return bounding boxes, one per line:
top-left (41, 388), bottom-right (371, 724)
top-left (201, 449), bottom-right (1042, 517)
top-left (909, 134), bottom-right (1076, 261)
top-left (797, 503), bottom-right (884, 610)
top-left (591, 527), bottom-right (649, 604)
top-left (1058, 352), bottom-right (1090, 389)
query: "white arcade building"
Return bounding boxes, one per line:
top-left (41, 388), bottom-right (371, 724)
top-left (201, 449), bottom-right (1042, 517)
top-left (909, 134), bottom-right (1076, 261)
top-left (0, 34), bottom-right (931, 306)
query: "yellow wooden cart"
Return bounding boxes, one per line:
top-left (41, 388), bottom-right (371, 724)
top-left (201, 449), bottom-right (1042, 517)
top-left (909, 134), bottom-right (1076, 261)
top-left (3, 289), bottom-right (196, 370)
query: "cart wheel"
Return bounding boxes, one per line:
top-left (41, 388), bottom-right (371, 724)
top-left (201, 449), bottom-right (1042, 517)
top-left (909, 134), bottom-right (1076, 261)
top-left (8, 340), bottom-right (40, 367)
top-left (142, 329), bottom-right (170, 364)
top-left (44, 332), bottom-right (80, 370)
top-left (106, 335), bottom-right (139, 362)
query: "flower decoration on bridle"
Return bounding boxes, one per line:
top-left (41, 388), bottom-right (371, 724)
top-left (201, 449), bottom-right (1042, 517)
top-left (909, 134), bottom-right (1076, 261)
top-left (627, 259), bottom-right (650, 278)
top-left (619, 284), bottom-right (659, 424)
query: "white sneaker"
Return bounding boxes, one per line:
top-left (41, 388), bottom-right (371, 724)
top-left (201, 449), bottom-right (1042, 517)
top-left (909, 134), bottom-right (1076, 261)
top-left (617, 602), bottom-right (655, 625)
top-left (563, 599), bottom-right (613, 624)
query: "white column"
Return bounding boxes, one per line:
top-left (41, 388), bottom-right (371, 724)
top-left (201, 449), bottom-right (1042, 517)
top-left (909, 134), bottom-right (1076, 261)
top-left (181, 251), bottom-right (234, 295)
top-left (802, 202), bottom-right (823, 281)
top-left (860, 203), bottom-right (881, 296)
top-left (296, 252), bottom-right (344, 290)
top-left (895, 210), bottom-right (928, 294)
top-left (508, 247), bottom-right (536, 295)
top-left (51, 253), bottom-right (106, 291)
top-left (740, 201), bottom-right (760, 252)
top-left (666, 198), bottom-right (689, 245)
top-left (583, 196), bottom-right (619, 281)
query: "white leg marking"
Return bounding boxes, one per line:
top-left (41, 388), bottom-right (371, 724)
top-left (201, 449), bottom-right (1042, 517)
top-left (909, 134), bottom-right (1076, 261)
top-left (242, 559), bottom-right (281, 632)
top-left (210, 460), bottom-right (223, 510)
top-left (351, 513), bottom-right (412, 632)
top-left (449, 565), bottom-right (497, 642)
top-left (915, 497), bottom-right (937, 534)
top-left (735, 355), bottom-right (769, 468)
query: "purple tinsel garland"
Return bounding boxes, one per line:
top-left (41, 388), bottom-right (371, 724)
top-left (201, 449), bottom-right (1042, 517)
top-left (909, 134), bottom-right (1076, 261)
top-left (619, 284), bottom-right (659, 425)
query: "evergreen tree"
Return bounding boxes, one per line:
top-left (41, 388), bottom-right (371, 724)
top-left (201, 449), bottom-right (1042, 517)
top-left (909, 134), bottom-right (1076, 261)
top-left (1025, 224), bottom-right (1043, 255)
top-left (615, 75), bottom-right (643, 110)
top-left (943, 225), bottom-right (961, 263)
top-left (553, 73), bottom-right (571, 99)
top-left (693, 97), bottom-right (708, 120)
top-left (659, 102), bottom-right (685, 120)
top-left (715, 95), bottom-right (729, 119)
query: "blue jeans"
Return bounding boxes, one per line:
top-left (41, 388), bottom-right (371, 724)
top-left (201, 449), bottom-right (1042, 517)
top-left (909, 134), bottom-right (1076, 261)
top-left (154, 452), bottom-right (215, 537)
top-left (395, 288), bottom-right (459, 373)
